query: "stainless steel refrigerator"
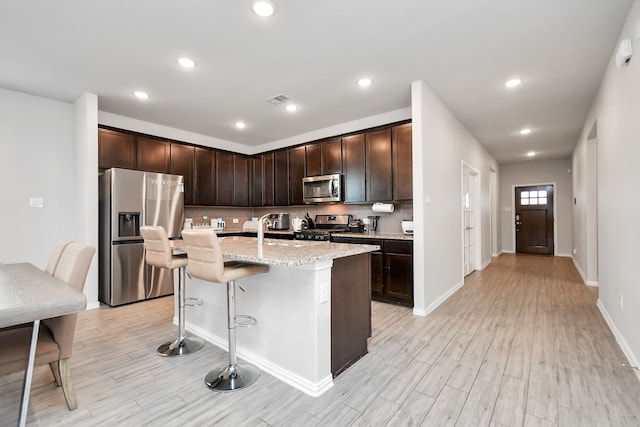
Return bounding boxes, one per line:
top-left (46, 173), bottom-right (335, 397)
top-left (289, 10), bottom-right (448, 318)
top-left (99, 168), bottom-right (184, 306)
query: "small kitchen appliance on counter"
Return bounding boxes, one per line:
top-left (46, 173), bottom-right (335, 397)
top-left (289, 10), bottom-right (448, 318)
top-left (267, 213), bottom-right (290, 230)
top-left (401, 220), bottom-right (414, 234)
top-left (348, 219), bottom-right (365, 233)
top-left (294, 214), bottom-right (351, 241)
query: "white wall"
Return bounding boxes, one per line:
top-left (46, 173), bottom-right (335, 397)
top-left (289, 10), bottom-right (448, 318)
top-left (574, 0), bottom-right (640, 367)
top-left (411, 81), bottom-right (498, 315)
top-left (0, 89), bottom-right (77, 267)
top-left (499, 159), bottom-right (573, 256)
top-left (0, 88), bottom-right (99, 305)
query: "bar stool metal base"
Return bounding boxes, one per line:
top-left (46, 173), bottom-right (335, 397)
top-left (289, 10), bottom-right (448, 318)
top-left (204, 363), bottom-right (259, 392)
top-left (157, 336), bottom-right (205, 357)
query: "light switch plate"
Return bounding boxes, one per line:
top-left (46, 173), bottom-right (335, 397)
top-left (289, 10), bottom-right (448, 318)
top-left (29, 197), bottom-right (44, 208)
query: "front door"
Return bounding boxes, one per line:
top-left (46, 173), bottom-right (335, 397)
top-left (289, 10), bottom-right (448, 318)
top-left (515, 185), bottom-right (554, 255)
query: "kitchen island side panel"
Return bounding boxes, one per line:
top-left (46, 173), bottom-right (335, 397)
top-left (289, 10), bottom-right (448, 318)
top-left (184, 260), bottom-right (334, 396)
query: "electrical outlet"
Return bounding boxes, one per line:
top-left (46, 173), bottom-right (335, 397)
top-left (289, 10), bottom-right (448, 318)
top-left (232, 218), bottom-right (239, 224)
top-left (619, 294), bottom-right (623, 310)
top-left (320, 283), bottom-right (329, 303)
top-left (573, 248), bottom-right (577, 255)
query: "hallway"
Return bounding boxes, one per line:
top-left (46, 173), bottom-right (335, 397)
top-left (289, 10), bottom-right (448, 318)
top-left (1, 254), bottom-right (639, 426)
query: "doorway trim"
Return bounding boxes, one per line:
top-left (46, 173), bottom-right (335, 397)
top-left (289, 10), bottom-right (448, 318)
top-left (462, 161), bottom-right (481, 277)
top-left (511, 181), bottom-right (557, 255)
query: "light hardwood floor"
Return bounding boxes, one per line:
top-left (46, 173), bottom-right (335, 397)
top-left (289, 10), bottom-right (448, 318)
top-left (2, 254), bottom-right (640, 426)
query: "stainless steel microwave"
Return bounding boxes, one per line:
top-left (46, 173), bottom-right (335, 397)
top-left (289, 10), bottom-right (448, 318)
top-left (302, 174), bottom-right (342, 203)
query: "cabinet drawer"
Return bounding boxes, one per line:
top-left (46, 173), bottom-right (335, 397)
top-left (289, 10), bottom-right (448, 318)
top-left (383, 240), bottom-right (412, 254)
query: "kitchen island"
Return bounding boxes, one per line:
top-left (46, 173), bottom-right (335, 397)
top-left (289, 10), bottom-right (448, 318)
top-left (177, 236), bottom-right (379, 396)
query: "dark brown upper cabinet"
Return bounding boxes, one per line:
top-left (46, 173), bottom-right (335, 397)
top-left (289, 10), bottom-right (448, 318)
top-left (136, 136), bottom-right (170, 173)
top-left (322, 138), bottom-right (342, 174)
top-left (366, 128), bottom-right (393, 202)
top-left (289, 146), bottom-right (306, 205)
top-left (262, 153), bottom-right (275, 206)
top-left (216, 151), bottom-right (234, 206)
top-left (305, 138), bottom-right (342, 177)
top-left (342, 133), bottom-right (366, 203)
top-left (194, 147), bottom-right (216, 206)
top-left (274, 150), bottom-right (290, 206)
top-left (392, 123), bottom-right (413, 200)
top-left (170, 144), bottom-right (195, 205)
top-left (233, 155), bottom-right (250, 207)
top-left (305, 143), bottom-right (322, 176)
top-left (252, 156), bottom-right (264, 207)
top-left (98, 128), bottom-right (136, 170)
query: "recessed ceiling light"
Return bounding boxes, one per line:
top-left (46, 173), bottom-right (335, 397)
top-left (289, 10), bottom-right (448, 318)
top-left (235, 121), bottom-right (247, 129)
top-left (134, 91), bottom-right (149, 100)
top-left (177, 57), bottom-right (196, 68)
top-left (252, 0), bottom-right (275, 17)
top-left (285, 103), bottom-right (299, 112)
top-left (520, 128), bottom-right (532, 135)
top-left (527, 151), bottom-right (536, 157)
top-left (505, 78), bottom-right (522, 88)
top-left (357, 78), bottom-right (373, 88)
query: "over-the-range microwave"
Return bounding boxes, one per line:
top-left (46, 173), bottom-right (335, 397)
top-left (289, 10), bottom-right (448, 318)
top-left (302, 174), bottom-right (343, 203)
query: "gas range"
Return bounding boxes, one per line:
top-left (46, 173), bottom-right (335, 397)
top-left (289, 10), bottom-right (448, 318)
top-left (293, 214), bottom-right (351, 241)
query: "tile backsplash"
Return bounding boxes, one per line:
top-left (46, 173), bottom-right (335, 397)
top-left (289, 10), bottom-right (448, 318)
top-left (185, 202), bottom-right (413, 234)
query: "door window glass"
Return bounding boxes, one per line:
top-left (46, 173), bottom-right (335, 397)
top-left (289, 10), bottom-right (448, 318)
top-left (520, 190), bottom-right (548, 206)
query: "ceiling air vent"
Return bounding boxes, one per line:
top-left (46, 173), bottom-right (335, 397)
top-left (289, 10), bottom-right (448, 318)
top-left (265, 94), bottom-right (290, 105)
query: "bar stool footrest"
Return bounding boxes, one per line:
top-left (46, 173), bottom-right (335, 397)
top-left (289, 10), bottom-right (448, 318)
top-left (234, 315), bottom-right (256, 328)
top-left (185, 297), bottom-right (203, 307)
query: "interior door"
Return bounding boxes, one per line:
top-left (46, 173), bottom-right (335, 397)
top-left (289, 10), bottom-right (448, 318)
top-left (515, 185), bottom-right (554, 255)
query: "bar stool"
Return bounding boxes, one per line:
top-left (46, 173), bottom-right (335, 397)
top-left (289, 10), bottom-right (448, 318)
top-left (140, 226), bottom-right (205, 357)
top-left (181, 229), bottom-right (269, 392)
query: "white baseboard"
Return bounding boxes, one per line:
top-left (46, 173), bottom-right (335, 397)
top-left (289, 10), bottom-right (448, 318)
top-left (184, 321), bottom-right (334, 397)
top-left (86, 301), bottom-right (101, 310)
top-left (571, 256), bottom-right (599, 287)
top-left (479, 258), bottom-right (491, 270)
top-left (596, 299), bottom-right (640, 382)
top-left (413, 279), bottom-right (464, 317)
top-left (501, 250), bottom-right (514, 254)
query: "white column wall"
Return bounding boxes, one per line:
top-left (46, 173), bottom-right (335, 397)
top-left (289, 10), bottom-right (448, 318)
top-left (573, 0), bottom-right (640, 369)
top-left (411, 81), bottom-right (498, 315)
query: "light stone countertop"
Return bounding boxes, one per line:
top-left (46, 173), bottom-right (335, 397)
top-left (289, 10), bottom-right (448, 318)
top-left (173, 236), bottom-right (380, 267)
top-left (331, 232), bottom-right (413, 241)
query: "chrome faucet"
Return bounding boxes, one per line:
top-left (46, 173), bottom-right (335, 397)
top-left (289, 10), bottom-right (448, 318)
top-left (257, 214), bottom-right (272, 246)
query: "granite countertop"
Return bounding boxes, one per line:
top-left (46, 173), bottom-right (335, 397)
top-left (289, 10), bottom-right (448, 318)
top-left (173, 236), bottom-right (379, 267)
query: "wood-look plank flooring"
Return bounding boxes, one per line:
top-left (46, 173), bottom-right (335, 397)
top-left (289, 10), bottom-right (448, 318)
top-left (2, 254), bottom-right (640, 426)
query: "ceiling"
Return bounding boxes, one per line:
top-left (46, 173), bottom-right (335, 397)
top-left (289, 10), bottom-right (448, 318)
top-left (0, 1), bottom-right (633, 164)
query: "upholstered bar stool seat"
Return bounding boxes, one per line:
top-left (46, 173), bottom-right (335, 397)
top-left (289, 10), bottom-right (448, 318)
top-left (140, 226), bottom-right (205, 357)
top-left (181, 229), bottom-right (269, 392)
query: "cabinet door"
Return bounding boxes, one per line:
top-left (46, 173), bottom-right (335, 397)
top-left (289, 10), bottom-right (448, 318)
top-left (371, 252), bottom-right (384, 298)
top-left (305, 143), bottom-right (322, 177)
top-left (136, 136), bottom-right (170, 173)
top-left (170, 144), bottom-right (195, 205)
top-left (342, 134), bottom-right (366, 203)
top-left (262, 153), bottom-right (274, 206)
top-left (194, 148), bottom-right (216, 206)
top-left (252, 156), bottom-right (264, 206)
top-left (393, 123), bottom-right (413, 200)
top-left (216, 151), bottom-right (234, 206)
top-left (384, 253), bottom-right (413, 303)
top-left (323, 138), bottom-right (342, 174)
top-left (98, 128), bottom-right (136, 170)
top-left (274, 150), bottom-right (289, 205)
top-left (289, 146), bottom-right (305, 205)
top-left (234, 155), bottom-right (250, 207)
top-left (383, 240), bottom-right (413, 304)
top-left (366, 128), bottom-right (393, 202)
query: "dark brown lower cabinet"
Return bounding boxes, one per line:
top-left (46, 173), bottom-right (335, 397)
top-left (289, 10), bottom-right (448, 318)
top-left (332, 237), bottom-right (413, 306)
top-left (331, 253), bottom-right (371, 377)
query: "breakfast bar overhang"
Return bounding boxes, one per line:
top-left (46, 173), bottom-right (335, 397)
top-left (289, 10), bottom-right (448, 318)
top-left (177, 236), bottom-right (379, 396)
